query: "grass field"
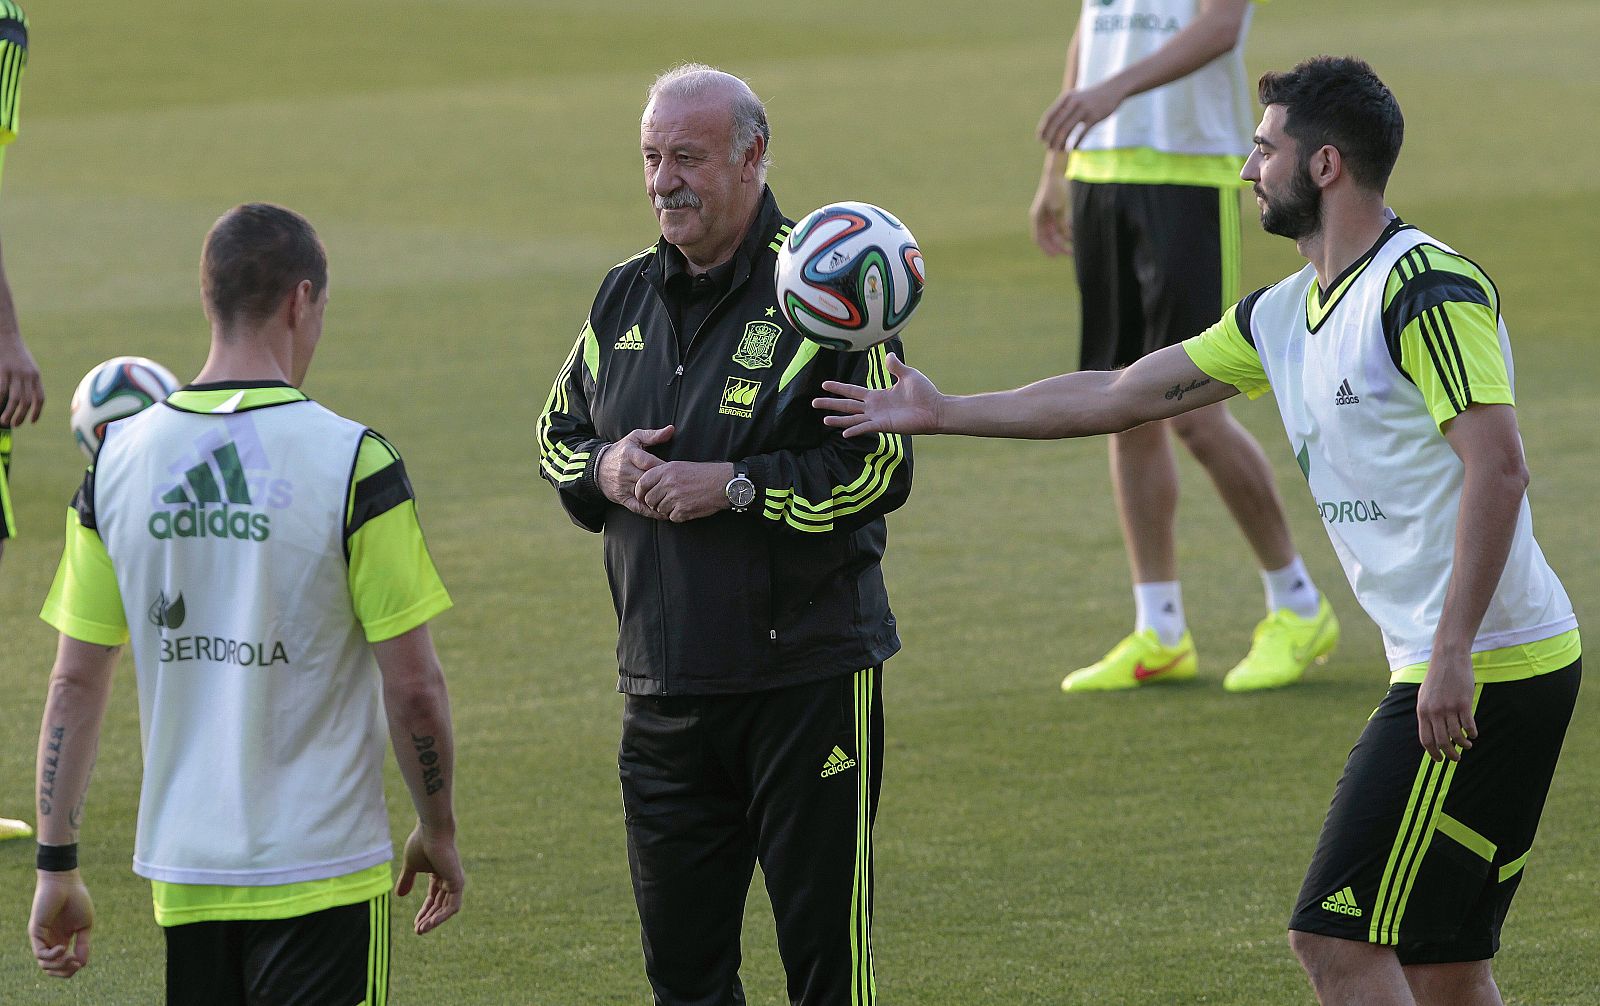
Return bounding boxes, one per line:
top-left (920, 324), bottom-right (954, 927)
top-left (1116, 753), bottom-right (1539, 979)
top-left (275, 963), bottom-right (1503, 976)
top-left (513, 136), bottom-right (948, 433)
top-left (1, 2), bottom-right (1596, 1002)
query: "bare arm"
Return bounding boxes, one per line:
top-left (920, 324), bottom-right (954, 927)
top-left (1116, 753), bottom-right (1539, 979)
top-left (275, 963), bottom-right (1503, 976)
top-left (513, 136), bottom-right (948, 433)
top-left (374, 623), bottom-right (465, 934)
top-left (1038, 0), bottom-right (1251, 150)
top-left (1030, 25), bottom-right (1080, 256)
top-left (816, 343), bottom-right (1237, 441)
top-left (1415, 404), bottom-right (1529, 762)
top-left (30, 636), bottom-right (122, 979)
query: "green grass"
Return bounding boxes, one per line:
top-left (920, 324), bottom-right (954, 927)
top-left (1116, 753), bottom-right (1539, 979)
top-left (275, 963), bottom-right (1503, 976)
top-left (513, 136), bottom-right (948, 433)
top-left (2, 1), bottom-right (1597, 1001)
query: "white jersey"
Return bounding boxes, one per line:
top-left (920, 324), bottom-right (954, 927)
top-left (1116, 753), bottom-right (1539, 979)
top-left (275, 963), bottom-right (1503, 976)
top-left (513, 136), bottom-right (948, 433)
top-left (1195, 222), bottom-right (1575, 671)
top-left (91, 397), bottom-right (392, 885)
top-left (1073, 0), bottom-right (1256, 158)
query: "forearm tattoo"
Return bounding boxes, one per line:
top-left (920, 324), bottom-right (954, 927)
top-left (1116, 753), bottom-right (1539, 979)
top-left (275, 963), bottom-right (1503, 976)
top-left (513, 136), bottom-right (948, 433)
top-left (1164, 378), bottom-right (1212, 403)
top-left (39, 725), bottom-right (64, 816)
top-left (411, 733), bottom-right (445, 795)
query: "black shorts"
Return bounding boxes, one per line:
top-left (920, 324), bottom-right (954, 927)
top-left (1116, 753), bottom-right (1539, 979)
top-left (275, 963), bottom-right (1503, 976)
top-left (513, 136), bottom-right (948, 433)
top-left (163, 894), bottom-right (390, 1006)
top-left (1289, 661), bottom-right (1581, 965)
top-left (1070, 180), bottom-right (1241, 371)
top-left (1, 424), bottom-right (14, 540)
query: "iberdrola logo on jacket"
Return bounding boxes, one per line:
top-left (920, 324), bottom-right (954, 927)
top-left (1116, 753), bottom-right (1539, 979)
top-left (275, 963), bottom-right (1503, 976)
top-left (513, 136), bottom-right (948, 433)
top-left (148, 440), bottom-right (273, 542)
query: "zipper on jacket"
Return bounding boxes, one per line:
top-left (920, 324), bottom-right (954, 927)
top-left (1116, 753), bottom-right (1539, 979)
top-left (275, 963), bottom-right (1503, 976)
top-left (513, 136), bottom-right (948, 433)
top-left (646, 263), bottom-right (750, 691)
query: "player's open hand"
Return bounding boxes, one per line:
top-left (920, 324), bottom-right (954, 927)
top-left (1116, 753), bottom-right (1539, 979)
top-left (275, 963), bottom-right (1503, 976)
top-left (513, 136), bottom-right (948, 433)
top-left (395, 822), bottom-right (466, 935)
top-left (0, 336), bottom-right (45, 426)
top-left (815, 353), bottom-right (941, 438)
top-left (30, 870), bottom-right (94, 979)
top-left (1416, 652), bottom-right (1478, 763)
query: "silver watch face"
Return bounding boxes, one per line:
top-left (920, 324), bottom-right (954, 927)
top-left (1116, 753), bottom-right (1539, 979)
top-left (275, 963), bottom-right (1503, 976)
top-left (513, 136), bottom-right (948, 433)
top-left (727, 476), bottom-right (755, 509)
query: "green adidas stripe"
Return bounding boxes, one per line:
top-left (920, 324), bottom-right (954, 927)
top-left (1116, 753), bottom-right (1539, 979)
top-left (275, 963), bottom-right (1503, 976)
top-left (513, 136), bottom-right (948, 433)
top-left (1219, 187), bottom-right (1240, 307)
top-left (367, 893), bottom-right (390, 1006)
top-left (762, 347), bottom-right (905, 531)
top-left (1369, 685), bottom-right (1481, 943)
top-left (850, 669), bottom-right (876, 1005)
top-left (537, 332), bottom-right (589, 485)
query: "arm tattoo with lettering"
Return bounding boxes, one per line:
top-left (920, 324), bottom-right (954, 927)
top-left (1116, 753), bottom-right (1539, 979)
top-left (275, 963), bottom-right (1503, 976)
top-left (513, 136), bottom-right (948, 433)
top-left (411, 733), bottom-right (445, 796)
top-left (39, 725), bottom-right (65, 817)
top-left (1163, 378), bottom-right (1212, 403)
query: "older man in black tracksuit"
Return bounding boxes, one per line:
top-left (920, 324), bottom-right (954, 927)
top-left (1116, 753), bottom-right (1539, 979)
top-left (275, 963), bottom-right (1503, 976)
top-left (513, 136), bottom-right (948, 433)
top-left (536, 64), bottom-right (911, 1005)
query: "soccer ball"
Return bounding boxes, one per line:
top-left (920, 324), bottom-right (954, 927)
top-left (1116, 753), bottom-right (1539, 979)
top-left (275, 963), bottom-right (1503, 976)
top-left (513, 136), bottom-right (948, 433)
top-left (69, 356), bottom-right (181, 459)
top-left (775, 201), bottom-right (926, 351)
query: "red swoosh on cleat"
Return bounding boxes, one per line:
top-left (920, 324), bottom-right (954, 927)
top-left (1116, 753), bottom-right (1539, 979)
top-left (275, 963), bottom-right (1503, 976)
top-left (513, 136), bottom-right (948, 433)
top-left (1134, 654), bottom-right (1186, 681)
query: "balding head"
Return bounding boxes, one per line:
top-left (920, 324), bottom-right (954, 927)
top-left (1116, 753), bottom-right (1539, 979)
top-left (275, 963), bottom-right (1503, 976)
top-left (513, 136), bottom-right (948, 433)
top-left (645, 63), bottom-right (770, 179)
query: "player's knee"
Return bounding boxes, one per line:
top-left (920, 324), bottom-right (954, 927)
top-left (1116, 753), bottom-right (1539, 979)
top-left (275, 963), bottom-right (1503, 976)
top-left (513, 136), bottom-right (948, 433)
top-left (1289, 929), bottom-right (1350, 984)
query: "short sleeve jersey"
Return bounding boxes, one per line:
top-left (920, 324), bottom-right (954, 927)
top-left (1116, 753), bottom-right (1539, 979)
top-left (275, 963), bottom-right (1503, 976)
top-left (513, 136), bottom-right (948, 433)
top-left (1183, 219), bottom-right (1577, 681)
top-left (41, 384), bottom-right (452, 925)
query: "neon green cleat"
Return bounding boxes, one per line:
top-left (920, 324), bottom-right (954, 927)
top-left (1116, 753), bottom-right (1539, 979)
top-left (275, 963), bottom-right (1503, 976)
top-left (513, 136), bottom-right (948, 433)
top-left (0, 816), bottom-right (34, 841)
top-left (1223, 597), bottom-right (1340, 692)
top-left (1061, 629), bottom-right (1198, 692)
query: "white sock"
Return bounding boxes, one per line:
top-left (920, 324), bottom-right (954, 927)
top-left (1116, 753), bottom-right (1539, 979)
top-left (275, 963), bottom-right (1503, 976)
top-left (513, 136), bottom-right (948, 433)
top-left (1262, 556), bottom-right (1321, 620)
top-left (1134, 581), bottom-right (1186, 646)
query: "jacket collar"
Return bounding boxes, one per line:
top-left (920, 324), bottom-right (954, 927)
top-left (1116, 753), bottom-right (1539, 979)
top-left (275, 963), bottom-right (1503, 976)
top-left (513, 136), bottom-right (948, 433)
top-left (648, 186), bottom-right (786, 293)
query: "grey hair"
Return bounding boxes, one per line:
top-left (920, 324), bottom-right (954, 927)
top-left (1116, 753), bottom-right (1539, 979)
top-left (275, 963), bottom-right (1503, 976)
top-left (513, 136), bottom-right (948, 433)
top-left (645, 63), bottom-right (771, 178)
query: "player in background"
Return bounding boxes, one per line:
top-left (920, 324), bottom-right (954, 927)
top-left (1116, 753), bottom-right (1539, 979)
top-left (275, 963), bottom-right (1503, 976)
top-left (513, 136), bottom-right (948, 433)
top-left (28, 204), bottom-right (465, 1003)
top-left (0, 0), bottom-right (42, 843)
top-left (823, 56), bottom-right (1580, 1005)
top-left (1031, 0), bottom-right (1338, 692)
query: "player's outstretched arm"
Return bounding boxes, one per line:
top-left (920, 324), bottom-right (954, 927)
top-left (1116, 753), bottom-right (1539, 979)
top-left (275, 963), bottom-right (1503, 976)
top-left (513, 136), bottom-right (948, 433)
top-left (815, 343), bottom-right (1236, 441)
top-left (30, 636), bottom-right (121, 979)
top-left (374, 624), bottom-right (465, 934)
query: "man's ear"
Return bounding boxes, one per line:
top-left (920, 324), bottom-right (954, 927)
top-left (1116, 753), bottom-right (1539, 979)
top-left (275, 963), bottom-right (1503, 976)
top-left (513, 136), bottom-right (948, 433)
top-left (1311, 144), bottom-right (1343, 191)
top-left (286, 279), bottom-right (314, 328)
top-left (741, 135), bottom-right (766, 183)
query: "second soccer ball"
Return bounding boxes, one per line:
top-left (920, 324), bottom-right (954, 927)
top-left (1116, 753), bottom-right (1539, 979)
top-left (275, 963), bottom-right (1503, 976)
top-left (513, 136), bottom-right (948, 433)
top-left (69, 356), bottom-right (181, 459)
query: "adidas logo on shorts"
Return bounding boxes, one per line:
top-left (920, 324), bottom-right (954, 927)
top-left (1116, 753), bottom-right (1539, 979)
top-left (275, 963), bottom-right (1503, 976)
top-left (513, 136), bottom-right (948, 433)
top-left (1321, 886), bottom-right (1363, 917)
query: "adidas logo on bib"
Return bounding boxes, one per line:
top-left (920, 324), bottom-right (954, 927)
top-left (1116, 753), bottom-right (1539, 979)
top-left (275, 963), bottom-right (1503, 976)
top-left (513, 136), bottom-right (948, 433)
top-left (1335, 379), bottom-right (1361, 406)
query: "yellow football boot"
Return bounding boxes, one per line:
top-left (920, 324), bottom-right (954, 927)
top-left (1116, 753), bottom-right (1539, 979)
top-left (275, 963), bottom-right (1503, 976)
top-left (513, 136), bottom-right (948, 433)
top-left (1223, 597), bottom-right (1340, 692)
top-left (1061, 629), bottom-right (1198, 692)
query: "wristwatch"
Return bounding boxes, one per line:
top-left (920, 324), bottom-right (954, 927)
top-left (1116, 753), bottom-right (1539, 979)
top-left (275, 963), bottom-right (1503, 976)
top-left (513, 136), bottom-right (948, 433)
top-left (724, 462), bottom-right (756, 513)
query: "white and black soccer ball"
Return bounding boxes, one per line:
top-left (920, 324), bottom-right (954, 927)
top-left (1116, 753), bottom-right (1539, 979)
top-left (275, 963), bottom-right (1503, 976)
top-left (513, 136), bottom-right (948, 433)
top-left (775, 201), bottom-right (926, 351)
top-left (69, 356), bottom-right (181, 459)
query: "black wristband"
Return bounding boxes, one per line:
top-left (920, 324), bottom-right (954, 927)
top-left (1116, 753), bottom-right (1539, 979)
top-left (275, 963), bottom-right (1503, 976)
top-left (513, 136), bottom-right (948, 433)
top-left (36, 842), bottom-right (79, 872)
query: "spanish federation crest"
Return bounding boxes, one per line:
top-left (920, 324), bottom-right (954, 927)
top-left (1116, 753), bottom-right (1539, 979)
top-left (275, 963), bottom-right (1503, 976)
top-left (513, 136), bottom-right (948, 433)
top-left (733, 320), bottom-right (783, 370)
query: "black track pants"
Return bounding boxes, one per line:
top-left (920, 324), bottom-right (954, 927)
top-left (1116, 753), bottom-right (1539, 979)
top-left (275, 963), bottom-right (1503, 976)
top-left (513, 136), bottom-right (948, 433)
top-left (620, 668), bottom-right (884, 1006)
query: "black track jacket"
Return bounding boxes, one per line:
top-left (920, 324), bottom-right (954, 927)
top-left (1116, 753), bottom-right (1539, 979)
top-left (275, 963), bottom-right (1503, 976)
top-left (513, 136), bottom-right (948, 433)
top-left (537, 189), bottom-right (911, 695)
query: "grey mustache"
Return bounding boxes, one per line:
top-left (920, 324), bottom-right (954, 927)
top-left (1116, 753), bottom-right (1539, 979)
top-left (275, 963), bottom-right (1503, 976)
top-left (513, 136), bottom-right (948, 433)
top-left (655, 189), bottom-right (703, 210)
